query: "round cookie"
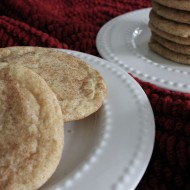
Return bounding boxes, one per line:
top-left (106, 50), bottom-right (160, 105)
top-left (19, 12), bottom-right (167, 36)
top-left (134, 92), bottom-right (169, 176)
top-left (149, 22), bottom-right (190, 45)
top-left (152, 1), bottom-right (190, 24)
top-left (0, 65), bottom-right (64, 190)
top-left (154, 0), bottom-right (190, 11)
top-left (0, 46), bottom-right (107, 122)
top-left (149, 38), bottom-right (190, 65)
top-left (152, 32), bottom-right (190, 55)
top-left (149, 10), bottom-right (190, 38)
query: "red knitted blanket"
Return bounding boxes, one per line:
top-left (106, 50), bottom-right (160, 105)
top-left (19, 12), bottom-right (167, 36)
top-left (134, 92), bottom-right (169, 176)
top-left (0, 0), bottom-right (190, 189)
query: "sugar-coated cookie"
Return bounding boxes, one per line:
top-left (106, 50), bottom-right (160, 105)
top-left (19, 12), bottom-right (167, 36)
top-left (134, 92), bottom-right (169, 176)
top-left (0, 65), bottom-right (64, 190)
top-left (0, 46), bottom-right (107, 122)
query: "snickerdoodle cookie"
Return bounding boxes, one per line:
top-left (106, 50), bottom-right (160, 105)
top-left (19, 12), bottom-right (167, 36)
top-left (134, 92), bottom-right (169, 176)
top-left (152, 1), bottom-right (190, 24)
top-left (154, 0), bottom-right (190, 11)
top-left (149, 10), bottom-right (190, 38)
top-left (152, 32), bottom-right (190, 55)
top-left (0, 65), bottom-right (64, 190)
top-left (149, 38), bottom-right (190, 65)
top-left (149, 22), bottom-right (190, 45)
top-left (0, 46), bottom-right (107, 122)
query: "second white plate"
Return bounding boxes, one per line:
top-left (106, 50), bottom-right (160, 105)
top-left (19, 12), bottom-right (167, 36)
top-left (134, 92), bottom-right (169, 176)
top-left (96, 8), bottom-right (190, 93)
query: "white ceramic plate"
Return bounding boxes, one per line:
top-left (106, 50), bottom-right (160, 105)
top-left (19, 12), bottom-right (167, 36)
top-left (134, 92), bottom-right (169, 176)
top-left (40, 50), bottom-right (155, 190)
top-left (96, 8), bottom-right (190, 93)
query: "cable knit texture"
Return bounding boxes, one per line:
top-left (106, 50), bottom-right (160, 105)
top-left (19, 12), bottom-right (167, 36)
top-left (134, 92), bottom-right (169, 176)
top-left (0, 0), bottom-right (190, 189)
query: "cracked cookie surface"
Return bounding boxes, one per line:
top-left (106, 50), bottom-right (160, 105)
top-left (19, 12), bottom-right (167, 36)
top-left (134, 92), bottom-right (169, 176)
top-left (0, 47), bottom-right (107, 122)
top-left (0, 65), bottom-right (64, 190)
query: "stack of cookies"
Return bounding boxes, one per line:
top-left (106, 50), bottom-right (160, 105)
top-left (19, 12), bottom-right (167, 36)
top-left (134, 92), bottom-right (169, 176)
top-left (149, 0), bottom-right (190, 65)
top-left (0, 47), bottom-right (107, 190)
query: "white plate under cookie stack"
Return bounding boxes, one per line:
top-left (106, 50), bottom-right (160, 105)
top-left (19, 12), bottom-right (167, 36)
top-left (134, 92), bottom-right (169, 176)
top-left (149, 0), bottom-right (190, 65)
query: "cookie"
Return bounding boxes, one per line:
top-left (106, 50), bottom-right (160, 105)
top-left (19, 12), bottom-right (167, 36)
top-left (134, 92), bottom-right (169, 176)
top-left (149, 38), bottom-right (190, 65)
top-left (0, 46), bottom-right (107, 122)
top-left (0, 65), bottom-right (64, 190)
top-left (152, 32), bottom-right (190, 55)
top-left (149, 22), bottom-right (190, 45)
top-left (152, 1), bottom-right (190, 24)
top-left (149, 10), bottom-right (190, 38)
top-left (154, 0), bottom-right (190, 11)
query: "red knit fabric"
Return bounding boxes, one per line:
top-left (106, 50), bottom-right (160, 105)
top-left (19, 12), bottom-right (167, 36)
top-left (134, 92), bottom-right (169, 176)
top-left (0, 0), bottom-right (190, 189)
